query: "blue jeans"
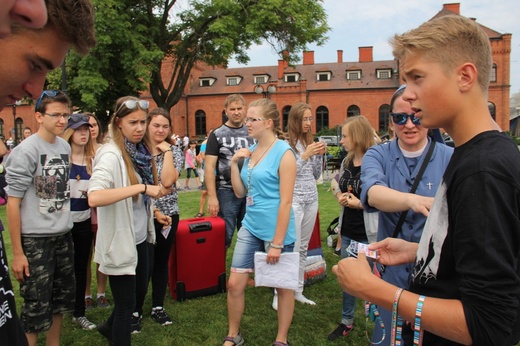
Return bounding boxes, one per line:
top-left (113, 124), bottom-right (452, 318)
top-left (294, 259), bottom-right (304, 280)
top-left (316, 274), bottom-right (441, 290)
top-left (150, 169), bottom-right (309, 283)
top-left (217, 188), bottom-right (246, 247)
top-left (231, 226), bottom-right (295, 272)
top-left (340, 234), bottom-right (369, 325)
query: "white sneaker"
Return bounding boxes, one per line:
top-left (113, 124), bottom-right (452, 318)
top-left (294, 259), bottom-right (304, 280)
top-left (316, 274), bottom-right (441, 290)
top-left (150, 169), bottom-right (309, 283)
top-left (295, 292), bottom-right (316, 305)
top-left (72, 316), bottom-right (96, 330)
top-left (272, 293), bottom-right (278, 311)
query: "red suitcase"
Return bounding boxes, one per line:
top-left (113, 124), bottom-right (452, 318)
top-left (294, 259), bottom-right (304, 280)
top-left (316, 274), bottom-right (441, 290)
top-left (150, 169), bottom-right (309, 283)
top-left (168, 216), bottom-right (227, 301)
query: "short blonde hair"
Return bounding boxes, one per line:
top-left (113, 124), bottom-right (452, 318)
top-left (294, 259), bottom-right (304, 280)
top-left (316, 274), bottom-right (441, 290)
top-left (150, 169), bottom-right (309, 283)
top-left (390, 15), bottom-right (492, 94)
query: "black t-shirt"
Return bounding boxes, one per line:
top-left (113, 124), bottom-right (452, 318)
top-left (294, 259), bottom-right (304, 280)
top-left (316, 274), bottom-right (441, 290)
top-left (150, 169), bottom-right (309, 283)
top-left (338, 161), bottom-right (366, 241)
top-left (407, 131), bottom-right (520, 345)
top-left (205, 124), bottom-right (254, 190)
top-left (0, 231), bottom-right (28, 346)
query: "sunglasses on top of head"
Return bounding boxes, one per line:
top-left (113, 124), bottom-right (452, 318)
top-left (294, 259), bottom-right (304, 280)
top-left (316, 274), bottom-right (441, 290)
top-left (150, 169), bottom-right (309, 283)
top-left (69, 114), bottom-right (90, 123)
top-left (35, 90), bottom-right (62, 110)
top-left (391, 112), bottom-right (420, 126)
top-left (117, 99), bottom-right (149, 113)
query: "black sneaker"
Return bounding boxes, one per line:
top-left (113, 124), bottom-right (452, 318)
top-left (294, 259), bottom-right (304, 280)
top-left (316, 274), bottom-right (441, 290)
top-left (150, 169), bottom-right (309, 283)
top-left (97, 321), bottom-right (112, 342)
top-left (328, 323), bottom-right (354, 340)
top-left (151, 307), bottom-right (173, 326)
top-left (130, 313), bottom-right (142, 334)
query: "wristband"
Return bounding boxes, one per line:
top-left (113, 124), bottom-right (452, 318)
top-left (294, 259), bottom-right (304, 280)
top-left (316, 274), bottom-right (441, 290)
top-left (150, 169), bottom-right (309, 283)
top-left (142, 183), bottom-right (147, 194)
top-left (413, 295), bottom-right (425, 345)
top-left (391, 288), bottom-right (404, 345)
top-left (269, 242), bottom-right (284, 249)
top-left (163, 149), bottom-right (172, 153)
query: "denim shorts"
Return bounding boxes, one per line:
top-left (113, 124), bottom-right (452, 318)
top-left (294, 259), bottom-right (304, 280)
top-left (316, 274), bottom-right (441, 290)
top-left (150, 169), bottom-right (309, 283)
top-left (231, 226), bottom-right (294, 273)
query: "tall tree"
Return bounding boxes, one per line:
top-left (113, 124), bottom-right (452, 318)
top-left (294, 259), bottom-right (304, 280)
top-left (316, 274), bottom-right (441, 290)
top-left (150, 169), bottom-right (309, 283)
top-left (62, 0), bottom-right (329, 115)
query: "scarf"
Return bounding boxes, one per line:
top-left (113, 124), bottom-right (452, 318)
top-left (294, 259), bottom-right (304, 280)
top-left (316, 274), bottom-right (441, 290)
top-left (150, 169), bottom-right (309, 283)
top-left (124, 137), bottom-right (154, 210)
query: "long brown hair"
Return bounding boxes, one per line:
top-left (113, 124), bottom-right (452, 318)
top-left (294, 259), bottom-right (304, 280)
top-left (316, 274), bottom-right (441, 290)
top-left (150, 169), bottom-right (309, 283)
top-left (110, 96), bottom-right (157, 201)
top-left (147, 108), bottom-right (173, 145)
top-left (286, 102), bottom-right (313, 154)
top-left (342, 115), bottom-right (376, 168)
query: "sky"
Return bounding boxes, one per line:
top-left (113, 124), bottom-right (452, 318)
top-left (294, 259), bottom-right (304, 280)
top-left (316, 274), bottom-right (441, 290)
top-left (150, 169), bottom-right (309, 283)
top-left (228, 0), bottom-right (519, 96)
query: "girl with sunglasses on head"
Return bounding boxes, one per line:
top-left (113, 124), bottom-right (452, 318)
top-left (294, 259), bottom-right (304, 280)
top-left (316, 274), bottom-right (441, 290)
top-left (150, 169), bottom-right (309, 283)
top-left (224, 98), bottom-right (297, 346)
top-left (62, 113), bottom-right (98, 331)
top-left (88, 96), bottom-right (172, 346)
top-left (141, 107), bottom-right (183, 326)
top-left (359, 85), bottom-right (453, 346)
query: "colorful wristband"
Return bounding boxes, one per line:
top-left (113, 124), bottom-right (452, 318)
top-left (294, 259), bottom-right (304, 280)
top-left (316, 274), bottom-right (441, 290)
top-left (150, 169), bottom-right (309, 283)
top-left (413, 295), bottom-right (425, 346)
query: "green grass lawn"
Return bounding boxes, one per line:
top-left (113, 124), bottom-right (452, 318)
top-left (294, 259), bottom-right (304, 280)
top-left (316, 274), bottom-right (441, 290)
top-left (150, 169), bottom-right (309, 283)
top-left (1, 184), bottom-right (376, 345)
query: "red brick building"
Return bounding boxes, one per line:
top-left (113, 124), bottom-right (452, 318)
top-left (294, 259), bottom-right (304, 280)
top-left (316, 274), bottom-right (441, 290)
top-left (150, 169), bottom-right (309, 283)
top-left (1, 3), bottom-right (511, 142)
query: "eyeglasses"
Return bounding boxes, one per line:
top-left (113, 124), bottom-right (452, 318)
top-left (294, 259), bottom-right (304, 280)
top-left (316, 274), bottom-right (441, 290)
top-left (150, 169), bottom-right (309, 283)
top-left (35, 90), bottom-right (61, 110)
top-left (116, 99), bottom-right (149, 113)
top-left (303, 117), bottom-right (314, 122)
top-left (391, 112), bottom-right (420, 125)
top-left (44, 112), bottom-right (71, 120)
top-left (69, 114), bottom-right (89, 123)
top-left (244, 117), bottom-right (265, 124)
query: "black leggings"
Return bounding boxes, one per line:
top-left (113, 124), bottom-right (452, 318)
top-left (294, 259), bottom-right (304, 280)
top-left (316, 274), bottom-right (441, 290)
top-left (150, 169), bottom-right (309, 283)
top-left (150, 215), bottom-right (179, 307)
top-left (71, 218), bottom-right (93, 318)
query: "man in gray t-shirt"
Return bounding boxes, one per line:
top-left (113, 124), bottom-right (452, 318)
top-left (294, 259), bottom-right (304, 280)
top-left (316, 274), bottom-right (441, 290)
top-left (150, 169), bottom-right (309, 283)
top-left (205, 94), bottom-right (254, 247)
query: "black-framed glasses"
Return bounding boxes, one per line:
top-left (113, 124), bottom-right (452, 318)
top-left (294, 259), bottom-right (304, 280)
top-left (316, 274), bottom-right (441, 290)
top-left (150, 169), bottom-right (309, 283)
top-left (391, 112), bottom-right (420, 125)
top-left (116, 99), bottom-right (149, 113)
top-left (44, 112), bottom-right (71, 120)
top-left (244, 117), bottom-right (265, 124)
top-left (36, 90), bottom-right (61, 110)
top-left (69, 114), bottom-right (89, 123)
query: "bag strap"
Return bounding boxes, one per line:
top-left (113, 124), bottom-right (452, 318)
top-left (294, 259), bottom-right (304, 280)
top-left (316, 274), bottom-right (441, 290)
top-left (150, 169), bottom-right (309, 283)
top-left (391, 140), bottom-right (436, 238)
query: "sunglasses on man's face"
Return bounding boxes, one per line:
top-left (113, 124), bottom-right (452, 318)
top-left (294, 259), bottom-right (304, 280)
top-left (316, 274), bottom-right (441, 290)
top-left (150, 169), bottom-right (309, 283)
top-left (391, 112), bottom-right (421, 126)
top-left (117, 99), bottom-right (149, 113)
top-left (35, 90), bottom-right (61, 110)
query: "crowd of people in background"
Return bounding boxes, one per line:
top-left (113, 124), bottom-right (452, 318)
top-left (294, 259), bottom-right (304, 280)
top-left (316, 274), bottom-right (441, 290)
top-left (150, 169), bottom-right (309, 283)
top-left (0, 2), bottom-right (519, 346)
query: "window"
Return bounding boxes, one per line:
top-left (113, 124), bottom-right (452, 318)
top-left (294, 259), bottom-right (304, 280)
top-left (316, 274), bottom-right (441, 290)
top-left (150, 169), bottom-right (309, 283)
top-left (488, 102), bottom-right (496, 120)
top-left (282, 106), bottom-right (291, 132)
top-left (346, 70), bottom-right (361, 80)
top-left (226, 76), bottom-right (242, 86)
top-left (221, 110), bottom-right (227, 124)
top-left (316, 106), bottom-right (329, 132)
top-left (284, 73), bottom-right (299, 83)
top-left (316, 72), bottom-right (331, 81)
top-left (347, 105), bottom-right (360, 117)
top-left (199, 77), bottom-right (216, 87)
top-left (378, 104), bottom-right (391, 132)
top-left (15, 118), bottom-right (23, 143)
top-left (490, 64), bottom-right (497, 82)
top-left (377, 69), bottom-right (392, 79)
top-left (254, 75), bottom-right (268, 84)
top-left (0, 119), bottom-right (4, 139)
top-left (195, 110), bottom-right (206, 136)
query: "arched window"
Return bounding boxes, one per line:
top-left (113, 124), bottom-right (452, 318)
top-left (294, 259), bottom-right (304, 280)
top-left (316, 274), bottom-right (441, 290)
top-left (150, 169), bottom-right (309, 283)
top-left (379, 104), bottom-right (391, 132)
top-left (195, 110), bottom-right (206, 136)
top-left (282, 105), bottom-right (291, 132)
top-left (488, 102), bottom-right (496, 120)
top-left (0, 119), bottom-right (4, 139)
top-left (490, 63), bottom-right (497, 82)
top-left (316, 106), bottom-right (329, 132)
top-left (221, 110), bottom-right (227, 124)
top-left (15, 118), bottom-right (23, 143)
top-left (347, 105), bottom-right (360, 117)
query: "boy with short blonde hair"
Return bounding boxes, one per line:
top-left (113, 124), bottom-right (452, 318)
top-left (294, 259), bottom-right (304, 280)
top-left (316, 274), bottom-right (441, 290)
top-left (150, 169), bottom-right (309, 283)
top-left (333, 15), bottom-right (520, 345)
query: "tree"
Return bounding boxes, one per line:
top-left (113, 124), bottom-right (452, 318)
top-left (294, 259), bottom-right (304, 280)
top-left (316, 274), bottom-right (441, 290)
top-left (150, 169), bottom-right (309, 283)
top-left (60, 0), bottom-right (329, 117)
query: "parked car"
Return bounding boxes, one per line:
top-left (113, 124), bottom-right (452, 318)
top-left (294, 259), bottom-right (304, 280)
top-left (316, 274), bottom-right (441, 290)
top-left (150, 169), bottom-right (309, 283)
top-left (318, 135), bottom-right (339, 146)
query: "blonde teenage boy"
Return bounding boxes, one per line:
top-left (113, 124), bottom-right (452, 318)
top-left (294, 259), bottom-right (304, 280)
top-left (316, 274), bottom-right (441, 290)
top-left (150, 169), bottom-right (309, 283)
top-left (334, 15), bottom-right (520, 346)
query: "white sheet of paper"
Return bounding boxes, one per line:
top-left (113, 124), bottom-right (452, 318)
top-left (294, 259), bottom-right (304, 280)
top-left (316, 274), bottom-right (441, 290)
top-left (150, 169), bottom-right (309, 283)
top-left (254, 251), bottom-right (299, 290)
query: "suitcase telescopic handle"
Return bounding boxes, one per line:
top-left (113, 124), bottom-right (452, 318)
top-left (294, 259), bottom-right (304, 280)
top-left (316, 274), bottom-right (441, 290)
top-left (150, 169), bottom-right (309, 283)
top-left (188, 222), bottom-right (212, 233)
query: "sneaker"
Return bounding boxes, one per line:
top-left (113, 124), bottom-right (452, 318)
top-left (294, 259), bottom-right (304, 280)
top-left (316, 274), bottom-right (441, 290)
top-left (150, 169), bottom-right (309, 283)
top-left (72, 316), bottom-right (97, 331)
top-left (333, 248), bottom-right (341, 257)
top-left (97, 321), bottom-right (112, 342)
top-left (328, 323), bottom-right (354, 340)
top-left (131, 313), bottom-right (142, 334)
top-left (96, 295), bottom-right (110, 308)
top-left (151, 307), bottom-right (173, 326)
top-left (85, 297), bottom-right (95, 311)
top-left (184, 186), bottom-right (191, 190)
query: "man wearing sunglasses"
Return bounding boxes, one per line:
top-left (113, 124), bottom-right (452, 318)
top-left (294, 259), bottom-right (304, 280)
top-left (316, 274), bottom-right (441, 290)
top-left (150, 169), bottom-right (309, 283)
top-left (358, 85), bottom-right (453, 345)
